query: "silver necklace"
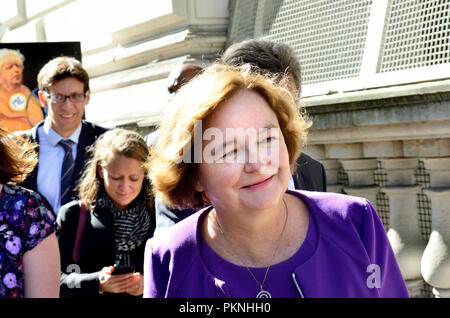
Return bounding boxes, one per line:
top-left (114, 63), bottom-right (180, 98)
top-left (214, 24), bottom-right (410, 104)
top-left (215, 198), bottom-right (288, 298)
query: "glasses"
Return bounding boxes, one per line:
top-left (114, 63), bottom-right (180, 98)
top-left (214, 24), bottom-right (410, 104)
top-left (44, 92), bottom-right (86, 104)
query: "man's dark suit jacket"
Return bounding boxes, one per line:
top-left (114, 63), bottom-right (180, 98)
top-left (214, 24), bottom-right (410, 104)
top-left (17, 120), bottom-right (108, 205)
top-left (293, 152), bottom-right (327, 192)
top-left (154, 151), bottom-right (327, 235)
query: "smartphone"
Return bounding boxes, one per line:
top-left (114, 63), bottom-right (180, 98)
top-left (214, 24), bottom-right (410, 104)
top-left (112, 264), bottom-right (135, 275)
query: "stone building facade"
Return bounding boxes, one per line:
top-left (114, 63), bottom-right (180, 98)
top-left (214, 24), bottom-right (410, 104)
top-left (1, 0), bottom-right (449, 298)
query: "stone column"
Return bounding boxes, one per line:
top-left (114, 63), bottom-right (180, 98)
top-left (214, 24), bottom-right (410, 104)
top-left (321, 159), bottom-right (342, 193)
top-left (341, 159), bottom-right (379, 206)
top-left (380, 158), bottom-right (426, 297)
top-left (382, 186), bottom-right (426, 297)
top-left (421, 158), bottom-right (450, 298)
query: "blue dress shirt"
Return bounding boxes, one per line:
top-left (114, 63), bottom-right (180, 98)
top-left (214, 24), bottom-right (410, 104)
top-left (37, 120), bottom-right (81, 214)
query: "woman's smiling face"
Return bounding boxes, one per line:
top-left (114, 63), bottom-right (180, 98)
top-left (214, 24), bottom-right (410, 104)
top-left (194, 89), bottom-right (291, 214)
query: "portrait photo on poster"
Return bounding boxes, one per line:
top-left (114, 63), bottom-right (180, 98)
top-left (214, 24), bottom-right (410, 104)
top-left (0, 42), bottom-right (81, 133)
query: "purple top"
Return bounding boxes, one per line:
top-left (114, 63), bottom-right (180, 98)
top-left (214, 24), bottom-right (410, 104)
top-left (144, 190), bottom-right (409, 298)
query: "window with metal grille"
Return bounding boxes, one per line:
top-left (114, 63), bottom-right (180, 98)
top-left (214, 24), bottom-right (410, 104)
top-left (228, 0), bottom-right (450, 87)
top-left (227, 0), bottom-right (258, 45)
top-left (261, 0), bottom-right (372, 84)
top-left (228, 0), bottom-right (372, 84)
top-left (379, 0), bottom-right (450, 72)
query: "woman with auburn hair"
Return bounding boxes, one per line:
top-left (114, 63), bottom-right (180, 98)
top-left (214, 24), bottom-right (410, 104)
top-left (56, 129), bottom-right (155, 298)
top-left (144, 64), bottom-right (409, 298)
top-left (0, 128), bottom-right (60, 298)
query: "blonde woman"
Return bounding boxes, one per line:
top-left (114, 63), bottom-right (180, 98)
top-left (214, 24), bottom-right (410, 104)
top-left (57, 129), bottom-right (155, 298)
top-left (0, 128), bottom-right (59, 298)
top-left (144, 64), bottom-right (409, 298)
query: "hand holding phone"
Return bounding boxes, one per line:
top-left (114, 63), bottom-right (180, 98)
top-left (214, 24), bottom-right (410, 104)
top-left (98, 265), bottom-right (137, 294)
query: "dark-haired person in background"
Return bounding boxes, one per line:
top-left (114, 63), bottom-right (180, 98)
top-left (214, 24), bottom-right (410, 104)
top-left (144, 63), bottom-right (203, 147)
top-left (147, 63), bottom-right (203, 236)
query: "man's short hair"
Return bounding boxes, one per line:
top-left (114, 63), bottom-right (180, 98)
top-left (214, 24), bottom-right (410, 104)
top-left (221, 39), bottom-right (302, 96)
top-left (167, 63), bottom-right (203, 94)
top-left (37, 56), bottom-right (89, 92)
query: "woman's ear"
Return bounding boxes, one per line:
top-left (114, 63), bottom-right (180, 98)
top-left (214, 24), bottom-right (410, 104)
top-left (194, 179), bottom-right (204, 193)
top-left (194, 180), bottom-right (212, 205)
top-left (201, 191), bottom-right (211, 205)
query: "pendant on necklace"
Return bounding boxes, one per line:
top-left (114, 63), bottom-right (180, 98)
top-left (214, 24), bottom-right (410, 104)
top-left (256, 290), bottom-right (272, 298)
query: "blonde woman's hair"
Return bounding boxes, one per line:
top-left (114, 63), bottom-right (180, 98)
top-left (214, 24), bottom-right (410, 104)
top-left (148, 63), bottom-right (311, 209)
top-left (77, 129), bottom-right (153, 211)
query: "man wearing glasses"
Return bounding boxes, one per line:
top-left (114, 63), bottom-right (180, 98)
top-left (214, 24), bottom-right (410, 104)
top-left (17, 56), bottom-right (108, 214)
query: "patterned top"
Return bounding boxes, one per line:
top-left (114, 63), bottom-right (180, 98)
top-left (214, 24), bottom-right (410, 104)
top-left (0, 184), bottom-right (57, 298)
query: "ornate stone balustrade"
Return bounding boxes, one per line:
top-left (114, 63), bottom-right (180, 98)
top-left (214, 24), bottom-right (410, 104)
top-left (331, 153), bottom-right (450, 298)
top-left (382, 185), bottom-right (426, 297)
top-left (379, 158), bottom-right (426, 297)
top-left (421, 158), bottom-right (450, 298)
top-left (320, 159), bottom-right (342, 193)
